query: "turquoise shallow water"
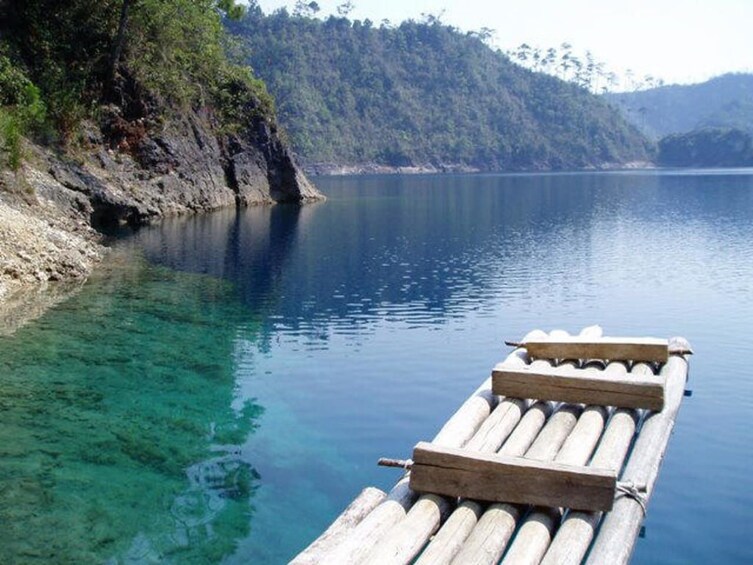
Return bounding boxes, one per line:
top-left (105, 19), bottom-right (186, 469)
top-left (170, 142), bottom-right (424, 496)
top-left (0, 257), bottom-right (261, 562)
top-left (2, 170), bottom-right (753, 563)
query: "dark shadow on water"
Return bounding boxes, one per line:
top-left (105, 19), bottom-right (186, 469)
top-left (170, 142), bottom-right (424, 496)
top-left (118, 173), bottom-right (753, 336)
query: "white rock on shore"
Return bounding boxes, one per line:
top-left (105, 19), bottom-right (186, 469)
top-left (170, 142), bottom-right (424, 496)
top-left (0, 194), bottom-right (102, 302)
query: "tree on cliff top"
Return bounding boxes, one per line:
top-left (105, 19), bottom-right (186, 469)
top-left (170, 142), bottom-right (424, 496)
top-left (108, 0), bottom-right (247, 90)
top-left (0, 0), bottom-right (270, 141)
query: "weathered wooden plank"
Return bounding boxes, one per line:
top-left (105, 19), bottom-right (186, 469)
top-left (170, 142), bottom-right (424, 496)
top-left (290, 487), bottom-right (387, 565)
top-left (500, 364), bottom-right (620, 565)
top-left (413, 500), bottom-right (484, 565)
top-left (541, 362), bottom-right (650, 565)
top-left (450, 403), bottom-right (584, 565)
top-left (524, 403), bottom-right (584, 462)
top-left (415, 399), bottom-right (556, 565)
top-left (492, 364), bottom-right (664, 411)
top-left (450, 327), bottom-right (602, 565)
top-left (463, 397), bottom-right (527, 453)
top-left (322, 477), bottom-right (416, 564)
top-left (501, 506), bottom-right (561, 565)
top-left (585, 353), bottom-right (690, 565)
top-left (520, 336), bottom-right (669, 363)
top-left (496, 399), bottom-right (554, 457)
top-left (501, 403), bottom-right (612, 564)
top-left (410, 442), bottom-right (616, 512)
top-left (354, 330), bottom-right (547, 565)
top-left (452, 503), bottom-right (522, 565)
top-left (359, 492), bottom-right (452, 565)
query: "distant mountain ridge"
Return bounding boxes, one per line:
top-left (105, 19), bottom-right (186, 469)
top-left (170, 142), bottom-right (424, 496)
top-left (227, 9), bottom-right (652, 172)
top-left (606, 73), bottom-right (753, 140)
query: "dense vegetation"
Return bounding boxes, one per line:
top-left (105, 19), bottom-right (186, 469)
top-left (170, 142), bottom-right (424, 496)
top-left (228, 7), bottom-right (652, 171)
top-left (0, 53), bottom-right (47, 171)
top-left (606, 74), bottom-right (753, 140)
top-left (658, 128), bottom-right (753, 167)
top-left (0, 0), bottom-right (274, 171)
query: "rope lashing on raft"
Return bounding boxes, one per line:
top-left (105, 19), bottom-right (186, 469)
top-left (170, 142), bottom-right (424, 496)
top-left (615, 480), bottom-right (648, 515)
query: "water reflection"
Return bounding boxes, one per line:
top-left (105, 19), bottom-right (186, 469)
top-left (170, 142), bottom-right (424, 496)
top-left (117, 170), bottom-right (753, 563)
top-left (0, 280), bottom-right (85, 336)
top-left (126, 179), bottom-right (611, 336)
top-left (123, 171), bottom-right (753, 342)
top-left (3, 169), bottom-right (753, 564)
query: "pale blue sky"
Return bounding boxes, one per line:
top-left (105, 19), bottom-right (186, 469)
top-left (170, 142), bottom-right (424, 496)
top-left (254, 0), bottom-right (753, 87)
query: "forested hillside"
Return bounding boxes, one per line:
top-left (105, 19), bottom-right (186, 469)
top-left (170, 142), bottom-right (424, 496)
top-left (606, 74), bottom-right (753, 140)
top-left (0, 0), bottom-right (272, 156)
top-left (228, 7), bottom-right (652, 172)
top-left (658, 128), bottom-right (753, 167)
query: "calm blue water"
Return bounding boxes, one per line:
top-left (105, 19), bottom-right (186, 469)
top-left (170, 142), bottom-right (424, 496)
top-left (1, 170), bottom-right (752, 563)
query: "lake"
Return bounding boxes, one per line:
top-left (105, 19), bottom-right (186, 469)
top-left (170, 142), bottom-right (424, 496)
top-left (1, 170), bottom-right (752, 563)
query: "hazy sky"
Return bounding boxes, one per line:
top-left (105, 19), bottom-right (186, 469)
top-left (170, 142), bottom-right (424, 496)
top-left (254, 0), bottom-right (753, 87)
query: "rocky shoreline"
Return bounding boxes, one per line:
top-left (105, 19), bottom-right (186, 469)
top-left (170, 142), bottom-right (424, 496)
top-left (303, 160), bottom-right (656, 176)
top-left (0, 105), bottom-right (324, 313)
top-left (303, 162), bottom-right (482, 176)
top-left (0, 186), bottom-right (101, 303)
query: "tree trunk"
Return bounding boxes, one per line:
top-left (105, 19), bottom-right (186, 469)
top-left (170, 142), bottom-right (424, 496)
top-left (108, 0), bottom-right (132, 91)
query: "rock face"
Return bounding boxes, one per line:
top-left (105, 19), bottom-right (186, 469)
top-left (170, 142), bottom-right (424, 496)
top-left (0, 184), bottom-right (101, 302)
top-left (43, 105), bottom-right (323, 229)
top-left (0, 100), bottom-right (323, 304)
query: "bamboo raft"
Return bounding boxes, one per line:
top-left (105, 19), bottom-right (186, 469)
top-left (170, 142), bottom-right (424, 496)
top-left (293, 326), bottom-right (692, 565)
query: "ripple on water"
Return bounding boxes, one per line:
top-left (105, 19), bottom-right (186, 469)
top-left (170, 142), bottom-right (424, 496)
top-left (3, 171), bottom-right (753, 564)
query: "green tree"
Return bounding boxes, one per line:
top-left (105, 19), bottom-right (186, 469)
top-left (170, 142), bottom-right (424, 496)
top-left (0, 55), bottom-right (46, 170)
top-left (0, 0), bottom-right (271, 154)
top-left (226, 12), bottom-right (652, 170)
top-left (293, 1), bottom-right (320, 18)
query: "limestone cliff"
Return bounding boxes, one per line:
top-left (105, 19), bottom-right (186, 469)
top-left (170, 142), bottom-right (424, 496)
top-left (0, 93), bottom-right (323, 303)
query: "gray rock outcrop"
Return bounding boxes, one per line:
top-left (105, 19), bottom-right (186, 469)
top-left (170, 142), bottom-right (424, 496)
top-left (0, 96), bottom-right (323, 305)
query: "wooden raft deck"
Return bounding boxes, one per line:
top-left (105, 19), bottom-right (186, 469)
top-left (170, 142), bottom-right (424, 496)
top-left (293, 326), bottom-right (692, 565)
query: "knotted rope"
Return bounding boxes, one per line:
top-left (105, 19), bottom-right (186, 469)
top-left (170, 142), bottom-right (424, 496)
top-left (616, 480), bottom-right (648, 515)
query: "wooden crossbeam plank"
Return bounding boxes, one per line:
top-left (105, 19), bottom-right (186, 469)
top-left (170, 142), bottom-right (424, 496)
top-left (518, 337), bottom-right (669, 363)
top-left (491, 365), bottom-right (665, 411)
top-left (409, 442), bottom-right (616, 512)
